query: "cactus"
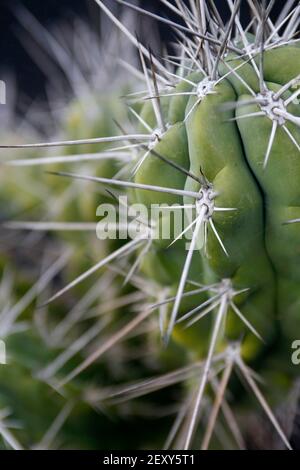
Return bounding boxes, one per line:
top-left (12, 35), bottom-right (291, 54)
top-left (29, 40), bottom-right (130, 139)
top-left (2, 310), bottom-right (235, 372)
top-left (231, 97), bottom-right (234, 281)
top-left (1, 0), bottom-right (300, 450)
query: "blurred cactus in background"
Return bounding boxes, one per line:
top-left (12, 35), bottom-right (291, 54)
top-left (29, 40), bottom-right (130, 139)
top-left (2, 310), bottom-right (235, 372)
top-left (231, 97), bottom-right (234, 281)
top-left (1, 0), bottom-right (300, 450)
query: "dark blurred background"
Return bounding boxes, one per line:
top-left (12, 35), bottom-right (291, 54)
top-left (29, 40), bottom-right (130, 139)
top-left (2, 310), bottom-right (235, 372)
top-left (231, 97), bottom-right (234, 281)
top-left (0, 0), bottom-right (286, 103)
